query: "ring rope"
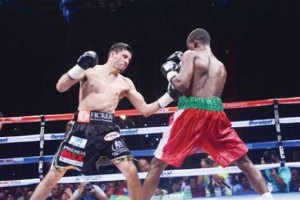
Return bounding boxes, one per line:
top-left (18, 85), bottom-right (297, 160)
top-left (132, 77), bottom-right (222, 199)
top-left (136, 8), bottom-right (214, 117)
top-left (1, 116), bottom-right (300, 144)
top-left (0, 140), bottom-right (300, 166)
top-left (1, 97), bottom-right (300, 124)
top-left (1, 162), bottom-right (300, 188)
top-left (1, 96), bottom-right (300, 188)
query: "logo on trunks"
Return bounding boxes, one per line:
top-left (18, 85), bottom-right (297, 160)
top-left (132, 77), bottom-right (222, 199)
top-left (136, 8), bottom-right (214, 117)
top-left (111, 140), bottom-right (129, 157)
top-left (69, 136), bottom-right (87, 148)
top-left (248, 119), bottom-right (273, 126)
top-left (91, 112), bottom-right (113, 121)
top-left (59, 146), bottom-right (85, 167)
top-left (77, 110), bottom-right (91, 123)
top-left (104, 132), bottom-right (120, 141)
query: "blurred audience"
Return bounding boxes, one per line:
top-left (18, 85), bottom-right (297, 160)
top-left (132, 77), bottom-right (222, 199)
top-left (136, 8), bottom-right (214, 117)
top-left (46, 184), bottom-right (61, 200)
top-left (137, 158), bottom-right (167, 196)
top-left (5, 192), bottom-right (15, 200)
top-left (114, 180), bottom-right (128, 196)
top-left (197, 155), bottom-right (232, 197)
top-left (70, 182), bottom-right (108, 200)
top-left (166, 178), bottom-right (181, 194)
top-left (188, 176), bottom-right (205, 197)
top-left (261, 149), bottom-right (291, 193)
top-left (289, 168), bottom-right (300, 192)
top-left (137, 158), bottom-right (150, 173)
top-left (104, 181), bottom-right (116, 199)
top-left (61, 187), bottom-right (72, 200)
top-left (233, 174), bottom-right (257, 195)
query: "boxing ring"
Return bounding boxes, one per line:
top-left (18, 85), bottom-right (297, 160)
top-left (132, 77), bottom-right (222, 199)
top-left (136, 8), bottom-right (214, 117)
top-left (1, 97), bottom-right (300, 200)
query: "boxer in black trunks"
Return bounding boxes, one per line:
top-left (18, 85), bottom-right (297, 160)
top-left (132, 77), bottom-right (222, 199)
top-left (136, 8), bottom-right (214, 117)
top-left (30, 43), bottom-right (177, 200)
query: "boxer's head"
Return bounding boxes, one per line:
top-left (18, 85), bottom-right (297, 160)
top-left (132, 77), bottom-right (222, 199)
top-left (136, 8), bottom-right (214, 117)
top-left (108, 42), bottom-right (133, 73)
top-left (187, 28), bottom-right (211, 49)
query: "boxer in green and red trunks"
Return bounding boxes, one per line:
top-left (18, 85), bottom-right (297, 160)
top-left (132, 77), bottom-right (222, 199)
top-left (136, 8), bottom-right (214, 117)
top-left (140, 28), bottom-right (274, 200)
top-left (156, 96), bottom-right (248, 168)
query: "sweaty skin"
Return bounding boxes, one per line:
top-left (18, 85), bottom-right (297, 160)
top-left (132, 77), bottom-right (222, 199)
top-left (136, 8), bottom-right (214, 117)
top-left (31, 48), bottom-right (166, 200)
top-left (139, 31), bottom-right (271, 200)
top-left (172, 48), bottom-right (227, 98)
top-left (56, 50), bottom-right (160, 116)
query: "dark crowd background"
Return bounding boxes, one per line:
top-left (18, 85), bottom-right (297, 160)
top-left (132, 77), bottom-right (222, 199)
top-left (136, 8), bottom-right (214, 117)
top-left (0, 0), bottom-right (300, 180)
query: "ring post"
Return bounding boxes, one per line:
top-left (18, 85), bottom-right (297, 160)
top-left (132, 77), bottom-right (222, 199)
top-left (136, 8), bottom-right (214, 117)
top-left (38, 115), bottom-right (45, 181)
top-left (273, 98), bottom-right (286, 167)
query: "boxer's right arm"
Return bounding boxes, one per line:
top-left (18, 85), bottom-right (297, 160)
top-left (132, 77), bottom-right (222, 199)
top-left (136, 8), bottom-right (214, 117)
top-left (67, 51), bottom-right (98, 79)
top-left (56, 51), bottom-right (98, 92)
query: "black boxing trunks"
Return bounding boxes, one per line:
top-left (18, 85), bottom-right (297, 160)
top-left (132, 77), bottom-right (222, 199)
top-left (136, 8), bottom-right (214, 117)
top-left (52, 110), bottom-right (132, 173)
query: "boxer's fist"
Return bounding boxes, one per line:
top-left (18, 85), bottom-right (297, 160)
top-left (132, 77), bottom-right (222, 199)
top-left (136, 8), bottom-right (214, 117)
top-left (166, 51), bottom-right (183, 64)
top-left (160, 61), bottom-right (180, 82)
top-left (77, 51), bottom-right (98, 69)
top-left (68, 51), bottom-right (98, 79)
top-left (167, 83), bottom-right (181, 100)
top-left (157, 83), bottom-right (181, 108)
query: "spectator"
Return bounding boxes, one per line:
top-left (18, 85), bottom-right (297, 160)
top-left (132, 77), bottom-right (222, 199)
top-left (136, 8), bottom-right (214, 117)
top-left (104, 181), bottom-right (116, 199)
top-left (5, 192), bottom-right (15, 200)
top-left (70, 182), bottom-right (108, 200)
top-left (24, 189), bottom-right (33, 200)
top-left (289, 168), bottom-right (300, 192)
top-left (137, 159), bottom-right (167, 196)
top-left (16, 187), bottom-right (32, 200)
top-left (46, 184), bottom-right (61, 200)
top-left (233, 174), bottom-right (257, 195)
top-left (166, 178), bottom-right (181, 194)
top-left (137, 158), bottom-right (150, 173)
top-left (261, 149), bottom-right (291, 193)
top-left (114, 180), bottom-right (128, 196)
top-left (61, 187), bottom-right (72, 200)
top-left (228, 173), bottom-right (241, 193)
top-left (188, 176), bottom-right (205, 198)
top-left (198, 155), bottom-right (232, 197)
top-left (181, 176), bottom-right (191, 192)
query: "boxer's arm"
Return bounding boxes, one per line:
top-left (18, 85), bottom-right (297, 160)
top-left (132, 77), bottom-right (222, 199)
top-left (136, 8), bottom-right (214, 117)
top-left (56, 73), bottom-right (84, 93)
top-left (171, 50), bottom-right (196, 92)
top-left (160, 51), bottom-right (183, 82)
top-left (56, 51), bottom-right (98, 93)
top-left (125, 78), bottom-right (172, 117)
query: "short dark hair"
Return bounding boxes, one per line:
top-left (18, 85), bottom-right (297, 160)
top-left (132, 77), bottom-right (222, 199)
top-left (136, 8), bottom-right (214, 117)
top-left (187, 28), bottom-right (211, 45)
top-left (109, 42), bottom-right (133, 56)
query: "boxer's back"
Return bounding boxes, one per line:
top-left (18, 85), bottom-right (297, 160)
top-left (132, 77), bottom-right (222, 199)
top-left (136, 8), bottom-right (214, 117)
top-left (186, 51), bottom-right (227, 98)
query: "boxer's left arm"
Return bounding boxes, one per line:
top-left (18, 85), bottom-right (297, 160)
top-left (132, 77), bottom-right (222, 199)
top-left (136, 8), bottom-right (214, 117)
top-left (124, 78), bottom-right (173, 117)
